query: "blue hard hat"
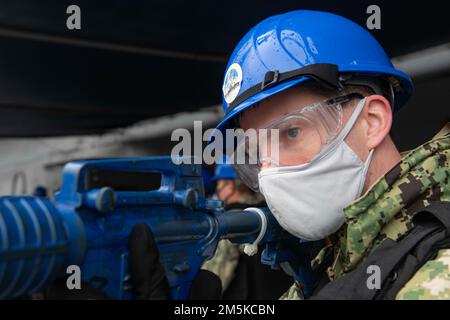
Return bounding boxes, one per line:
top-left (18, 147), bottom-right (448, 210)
top-left (217, 10), bottom-right (414, 132)
top-left (212, 156), bottom-right (238, 181)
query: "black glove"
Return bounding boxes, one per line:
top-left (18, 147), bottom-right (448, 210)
top-left (128, 223), bottom-right (171, 299)
top-left (40, 223), bottom-right (169, 300)
top-left (189, 270), bottom-right (222, 300)
top-left (129, 223), bottom-right (223, 300)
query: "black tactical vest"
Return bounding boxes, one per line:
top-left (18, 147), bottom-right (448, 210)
top-left (311, 201), bottom-right (450, 300)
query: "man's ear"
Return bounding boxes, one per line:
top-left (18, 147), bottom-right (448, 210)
top-left (363, 95), bottom-right (393, 150)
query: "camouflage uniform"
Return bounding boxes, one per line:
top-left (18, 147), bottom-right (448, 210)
top-left (396, 248), bottom-right (450, 299)
top-left (281, 133), bottom-right (450, 300)
top-left (201, 239), bottom-right (241, 292)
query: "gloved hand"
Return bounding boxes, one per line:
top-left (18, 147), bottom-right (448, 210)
top-left (129, 223), bottom-right (223, 300)
top-left (128, 223), bottom-right (171, 299)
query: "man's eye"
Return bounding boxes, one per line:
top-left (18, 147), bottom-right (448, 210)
top-left (286, 127), bottom-right (301, 139)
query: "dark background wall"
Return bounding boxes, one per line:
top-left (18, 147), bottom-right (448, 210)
top-left (0, 0), bottom-right (448, 151)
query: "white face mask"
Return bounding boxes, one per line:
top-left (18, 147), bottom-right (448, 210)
top-left (258, 98), bottom-right (374, 241)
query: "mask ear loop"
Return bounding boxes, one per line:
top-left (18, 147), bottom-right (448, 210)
top-left (334, 97), bottom-right (368, 144)
top-left (313, 97), bottom-right (368, 163)
top-left (337, 97), bottom-right (374, 197)
top-left (331, 97), bottom-right (374, 197)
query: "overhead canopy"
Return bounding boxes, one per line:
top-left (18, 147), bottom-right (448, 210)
top-left (0, 0), bottom-right (449, 136)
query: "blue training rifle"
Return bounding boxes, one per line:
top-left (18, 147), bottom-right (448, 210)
top-left (0, 156), bottom-right (320, 299)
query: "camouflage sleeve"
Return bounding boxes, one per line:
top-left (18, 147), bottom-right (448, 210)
top-left (279, 282), bottom-right (304, 300)
top-left (396, 248), bottom-right (450, 300)
top-left (201, 239), bottom-right (240, 292)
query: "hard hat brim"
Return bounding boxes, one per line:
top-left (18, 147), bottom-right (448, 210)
top-left (216, 66), bottom-right (414, 133)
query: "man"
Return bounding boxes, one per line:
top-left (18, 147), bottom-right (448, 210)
top-left (130, 10), bottom-right (449, 300)
top-left (201, 159), bottom-right (292, 299)
top-left (214, 10), bottom-right (450, 299)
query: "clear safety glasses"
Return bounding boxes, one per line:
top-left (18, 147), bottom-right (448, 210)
top-left (229, 93), bottom-right (364, 191)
